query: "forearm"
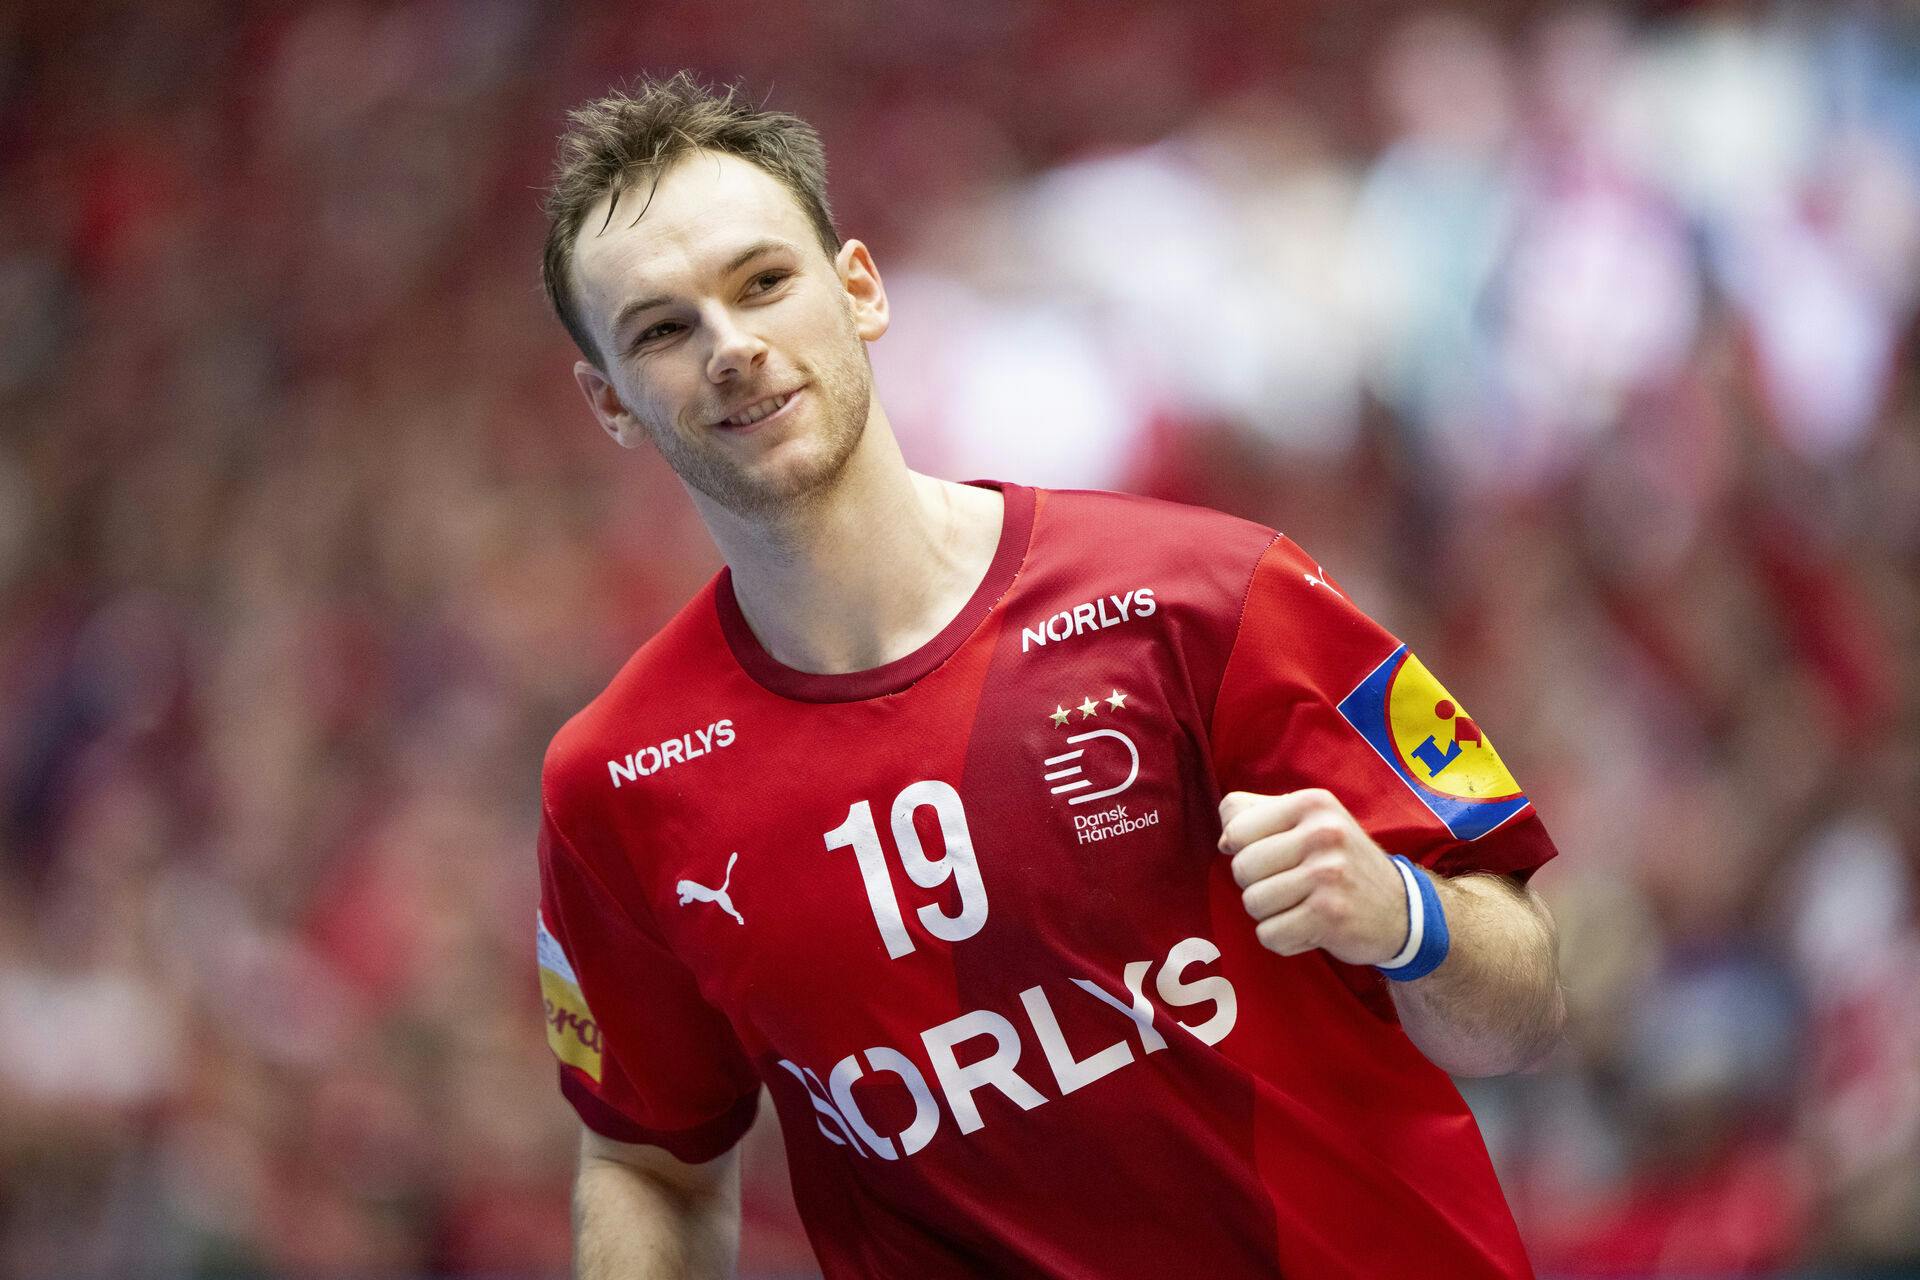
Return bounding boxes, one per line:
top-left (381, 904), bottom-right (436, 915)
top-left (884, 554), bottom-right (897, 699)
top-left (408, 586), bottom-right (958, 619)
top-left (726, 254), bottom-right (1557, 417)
top-left (1388, 872), bottom-right (1564, 1077)
top-left (573, 1146), bottom-right (741, 1280)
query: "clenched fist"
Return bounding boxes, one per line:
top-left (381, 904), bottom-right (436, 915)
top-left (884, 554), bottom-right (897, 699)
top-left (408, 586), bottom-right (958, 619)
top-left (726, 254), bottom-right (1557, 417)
top-left (1217, 788), bottom-right (1412, 967)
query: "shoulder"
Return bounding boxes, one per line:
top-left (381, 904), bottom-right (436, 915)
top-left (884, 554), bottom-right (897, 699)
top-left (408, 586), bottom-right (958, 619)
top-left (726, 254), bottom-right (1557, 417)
top-left (542, 575), bottom-right (732, 818)
top-left (1033, 486), bottom-right (1275, 548)
top-left (1024, 486), bottom-right (1279, 622)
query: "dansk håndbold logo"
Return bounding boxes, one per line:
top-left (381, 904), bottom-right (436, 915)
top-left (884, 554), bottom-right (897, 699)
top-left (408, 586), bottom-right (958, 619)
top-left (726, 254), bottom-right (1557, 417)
top-left (1336, 646), bottom-right (1528, 841)
top-left (1040, 690), bottom-right (1162, 843)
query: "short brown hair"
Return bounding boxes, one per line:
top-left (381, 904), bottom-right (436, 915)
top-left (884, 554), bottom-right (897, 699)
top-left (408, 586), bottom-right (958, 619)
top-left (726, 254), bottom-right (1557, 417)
top-left (541, 73), bottom-right (841, 367)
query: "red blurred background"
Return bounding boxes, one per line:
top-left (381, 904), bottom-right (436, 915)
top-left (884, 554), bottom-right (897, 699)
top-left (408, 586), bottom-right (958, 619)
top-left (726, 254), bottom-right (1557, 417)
top-left (2, 1), bottom-right (1916, 1275)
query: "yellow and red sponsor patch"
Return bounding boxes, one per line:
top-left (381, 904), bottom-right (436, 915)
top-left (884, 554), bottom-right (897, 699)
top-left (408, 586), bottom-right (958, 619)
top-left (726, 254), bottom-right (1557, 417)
top-left (1337, 646), bottom-right (1529, 840)
top-left (538, 912), bottom-right (603, 1081)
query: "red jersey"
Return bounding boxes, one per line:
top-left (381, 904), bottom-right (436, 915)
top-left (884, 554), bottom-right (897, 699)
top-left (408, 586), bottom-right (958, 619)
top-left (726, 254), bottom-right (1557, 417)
top-left (536, 482), bottom-right (1555, 1279)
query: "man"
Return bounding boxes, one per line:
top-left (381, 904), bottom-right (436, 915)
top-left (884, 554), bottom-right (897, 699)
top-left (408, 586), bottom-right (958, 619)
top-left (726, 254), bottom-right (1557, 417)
top-left (534, 73), bottom-right (1564, 1279)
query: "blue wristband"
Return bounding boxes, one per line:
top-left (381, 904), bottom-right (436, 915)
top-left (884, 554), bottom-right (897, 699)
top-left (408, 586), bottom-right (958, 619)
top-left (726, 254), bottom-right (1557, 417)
top-left (1376, 855), bottom-right (1450, 982)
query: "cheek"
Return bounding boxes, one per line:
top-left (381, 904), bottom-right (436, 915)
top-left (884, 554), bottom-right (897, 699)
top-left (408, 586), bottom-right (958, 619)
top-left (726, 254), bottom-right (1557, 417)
top-left (787, 297), bottom-right (863, 375)
top-left (620, 367), bottom-right (694, 433)
top-left (778, 287), bottom-right (852, 340)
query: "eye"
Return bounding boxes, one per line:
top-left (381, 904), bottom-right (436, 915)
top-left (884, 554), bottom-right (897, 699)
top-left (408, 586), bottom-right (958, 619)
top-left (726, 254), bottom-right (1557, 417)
top-left (633, 320), bottom-right (683, 349)
top-left (748, 269), bottom-right (790, 295)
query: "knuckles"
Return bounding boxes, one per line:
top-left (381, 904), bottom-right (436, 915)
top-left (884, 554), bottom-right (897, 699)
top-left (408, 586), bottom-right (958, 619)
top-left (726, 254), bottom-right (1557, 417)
top-left (1317, 895), bottom-right (1349, 929)
top-left (1218, 792), bottom-right (1352, 854)
top-left (1298, 788), bottom-right (1335, 809)
top-left (1302, 818), bottom-right (1346, 852)
top-left (1216, 790), bottom-right (1260, 825)
top-left (1307, 857), bottom-right (1347, 889)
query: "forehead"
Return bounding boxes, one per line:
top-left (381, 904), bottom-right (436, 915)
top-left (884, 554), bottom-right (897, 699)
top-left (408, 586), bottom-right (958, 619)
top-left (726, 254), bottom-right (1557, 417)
top-left (571, 151), bottom-right (821, 326)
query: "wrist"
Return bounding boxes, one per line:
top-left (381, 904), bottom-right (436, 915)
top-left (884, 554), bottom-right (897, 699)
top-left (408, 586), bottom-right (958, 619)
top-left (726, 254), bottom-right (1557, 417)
top-left (1376, 855), bottom-right (1450, 981)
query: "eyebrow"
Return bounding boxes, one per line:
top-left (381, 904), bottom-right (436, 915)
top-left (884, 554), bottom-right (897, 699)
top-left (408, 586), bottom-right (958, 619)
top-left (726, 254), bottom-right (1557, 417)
top-left (610, 238), bottom-right (802, 343)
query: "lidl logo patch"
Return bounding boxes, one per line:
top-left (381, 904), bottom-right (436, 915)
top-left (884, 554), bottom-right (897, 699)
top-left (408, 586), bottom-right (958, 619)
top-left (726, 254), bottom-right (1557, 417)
top-left (538, 912), bottom-right (603, 1081)
top-left (1337, 646), bottom-right (1528, 840)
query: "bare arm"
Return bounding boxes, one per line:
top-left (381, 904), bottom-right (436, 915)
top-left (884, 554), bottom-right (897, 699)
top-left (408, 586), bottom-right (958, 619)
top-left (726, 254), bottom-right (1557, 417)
top-left (574, 1124), bottom-right (743, 1280)
top-left (1220, 788), bottom-right (1565, 1077)
top-left (1385, 872), bottom-right (1564, 1076)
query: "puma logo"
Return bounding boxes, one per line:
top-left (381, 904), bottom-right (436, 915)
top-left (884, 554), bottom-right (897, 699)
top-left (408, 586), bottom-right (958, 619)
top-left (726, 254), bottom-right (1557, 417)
top-left (1303, 567), bottom-right (1342, 597)
top-left (676, 852), bottom-right (744, 927)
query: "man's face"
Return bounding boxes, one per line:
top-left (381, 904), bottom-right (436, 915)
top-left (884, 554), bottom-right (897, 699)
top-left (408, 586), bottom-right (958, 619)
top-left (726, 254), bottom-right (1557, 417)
top-left (569, 151), bottom-right (886, 517)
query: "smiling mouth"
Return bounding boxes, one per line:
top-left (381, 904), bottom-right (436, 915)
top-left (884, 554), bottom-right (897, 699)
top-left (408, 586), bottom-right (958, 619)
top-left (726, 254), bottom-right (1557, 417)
top-left (717, 388), bottom-right (801, 429)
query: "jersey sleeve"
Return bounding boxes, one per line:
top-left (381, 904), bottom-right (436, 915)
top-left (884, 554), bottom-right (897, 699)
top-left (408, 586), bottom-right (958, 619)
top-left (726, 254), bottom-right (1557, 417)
top-left (536, 805), bottom-right (761, 1162)
top-left (1208, 535), bottom-right (1557, 882)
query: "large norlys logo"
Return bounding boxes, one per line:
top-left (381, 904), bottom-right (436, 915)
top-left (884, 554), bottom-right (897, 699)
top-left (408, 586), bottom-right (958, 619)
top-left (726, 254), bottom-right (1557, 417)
top-left (1336, 646), bottom-right (1528, 840)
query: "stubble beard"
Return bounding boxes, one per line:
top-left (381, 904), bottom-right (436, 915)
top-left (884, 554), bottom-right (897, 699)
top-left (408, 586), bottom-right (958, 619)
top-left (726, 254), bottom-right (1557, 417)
top-left (651, 325), bottom-right (873, 521)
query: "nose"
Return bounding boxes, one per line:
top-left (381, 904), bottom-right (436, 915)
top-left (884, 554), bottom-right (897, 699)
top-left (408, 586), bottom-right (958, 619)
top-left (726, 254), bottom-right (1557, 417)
top-left (704, 309), bottom-right (768, 384)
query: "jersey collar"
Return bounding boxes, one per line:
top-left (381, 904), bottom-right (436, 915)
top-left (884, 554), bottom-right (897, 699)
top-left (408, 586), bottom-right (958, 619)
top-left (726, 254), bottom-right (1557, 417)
top-left (714, 480), bottom-right (1034, 703)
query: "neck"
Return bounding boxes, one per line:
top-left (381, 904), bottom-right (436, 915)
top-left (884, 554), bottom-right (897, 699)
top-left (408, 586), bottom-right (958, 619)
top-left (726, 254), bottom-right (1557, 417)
top-left (691, 406), bottom-right (1005, 675)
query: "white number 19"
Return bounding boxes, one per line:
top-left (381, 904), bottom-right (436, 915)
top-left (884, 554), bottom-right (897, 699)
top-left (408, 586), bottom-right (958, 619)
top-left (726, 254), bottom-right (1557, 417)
top-left (823, 780), bottom-right (989, 960)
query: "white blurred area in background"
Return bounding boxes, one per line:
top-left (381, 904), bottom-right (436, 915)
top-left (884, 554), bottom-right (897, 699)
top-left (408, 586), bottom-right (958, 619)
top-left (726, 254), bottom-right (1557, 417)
top-left (876, 6), bottom-right (1920, 490)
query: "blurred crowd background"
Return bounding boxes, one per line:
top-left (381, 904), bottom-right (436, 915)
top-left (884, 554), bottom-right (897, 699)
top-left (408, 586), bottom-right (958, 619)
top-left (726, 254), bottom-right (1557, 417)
top-left (2, 0), bottom-right (1917, 1276)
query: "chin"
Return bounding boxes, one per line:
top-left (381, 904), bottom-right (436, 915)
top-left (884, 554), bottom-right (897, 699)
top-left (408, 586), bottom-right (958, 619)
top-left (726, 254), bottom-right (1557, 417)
top-left (684, 424), bottom-right (865, 517)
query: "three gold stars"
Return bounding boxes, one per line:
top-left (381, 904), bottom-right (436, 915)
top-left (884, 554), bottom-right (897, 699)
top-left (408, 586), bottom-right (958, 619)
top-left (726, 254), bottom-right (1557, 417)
top-left (1050, 691), bottom-right (1130, 725)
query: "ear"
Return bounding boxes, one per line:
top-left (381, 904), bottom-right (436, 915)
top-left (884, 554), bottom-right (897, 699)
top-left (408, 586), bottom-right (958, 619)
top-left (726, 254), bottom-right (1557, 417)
top-left (574, 360), bottom-right (647, 449)
top-left (836, 239), bottom-right (890, 342)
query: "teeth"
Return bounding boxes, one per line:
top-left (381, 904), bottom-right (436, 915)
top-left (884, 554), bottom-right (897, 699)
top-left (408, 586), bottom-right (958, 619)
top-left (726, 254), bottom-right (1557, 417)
top-left (725, 392), bottom-right (790, 427)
